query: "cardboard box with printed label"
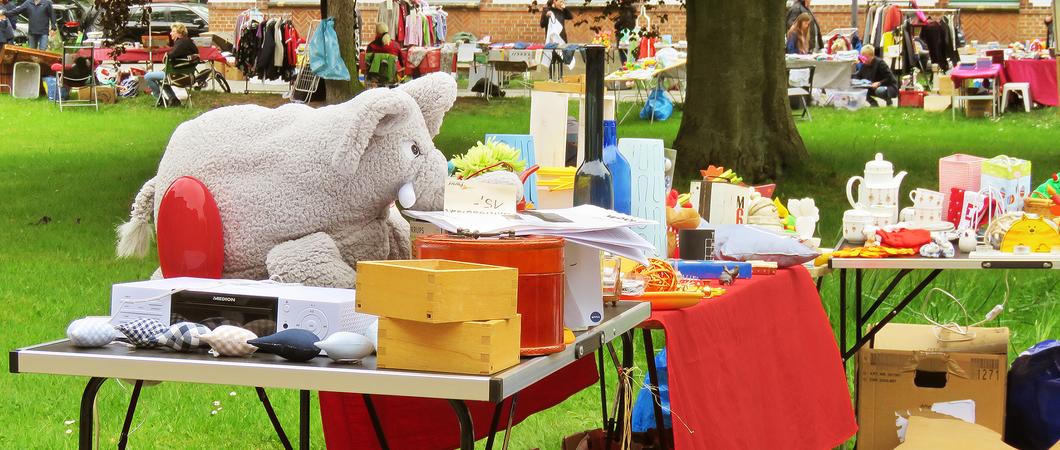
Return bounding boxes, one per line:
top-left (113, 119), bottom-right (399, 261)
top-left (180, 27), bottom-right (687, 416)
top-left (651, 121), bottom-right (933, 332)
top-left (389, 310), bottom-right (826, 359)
top-left (857, 323), bottom-right (1009, 450)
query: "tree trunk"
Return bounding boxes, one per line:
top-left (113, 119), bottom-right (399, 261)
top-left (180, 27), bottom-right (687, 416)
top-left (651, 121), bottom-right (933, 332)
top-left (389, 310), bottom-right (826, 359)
top-left (325, 0), bottom-right (363, 104)
top-left (672, 0), bottom-right (807, 183)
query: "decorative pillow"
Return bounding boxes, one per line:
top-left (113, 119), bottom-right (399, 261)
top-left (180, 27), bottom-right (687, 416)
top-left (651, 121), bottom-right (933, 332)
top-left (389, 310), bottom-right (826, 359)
top-left (247, 329), bottom-right (321, 362)
top-left (154, 322), bottom-right (211, 352)
top-left (714, 225), bottom-right (820, 268)
top-left (67, 317), bottom-right (119, 348)
top-left (314, 332), bottom-right (374, 362)
top-left (200, 325), bottom-right (258, 357)
top-left (115, 318), bottom-right (169, 348)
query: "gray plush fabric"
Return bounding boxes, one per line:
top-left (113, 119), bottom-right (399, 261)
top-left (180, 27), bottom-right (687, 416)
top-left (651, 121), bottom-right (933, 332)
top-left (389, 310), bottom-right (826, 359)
top-left (117, 73), bottom-right (456, 286)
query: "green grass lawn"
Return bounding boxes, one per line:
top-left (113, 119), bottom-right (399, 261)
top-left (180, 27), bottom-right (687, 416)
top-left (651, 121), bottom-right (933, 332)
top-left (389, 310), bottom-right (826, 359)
top-left (1, 93), bottom-right (1057, 449)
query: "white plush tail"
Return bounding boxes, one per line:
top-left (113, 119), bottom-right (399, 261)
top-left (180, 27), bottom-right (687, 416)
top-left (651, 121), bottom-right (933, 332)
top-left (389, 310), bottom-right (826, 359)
top-left (116, 177), bottom-right (157, 258)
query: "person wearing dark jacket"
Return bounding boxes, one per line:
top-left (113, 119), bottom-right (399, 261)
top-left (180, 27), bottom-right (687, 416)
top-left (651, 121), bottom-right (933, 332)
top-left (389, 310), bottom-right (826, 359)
top-left (9, 0), bottom-right (55, 50)
top-left (540, 0), bottom-right (573, 43)
top-left (0, 0), bottom-right (16, 26)
top-left (786, 0), bottom-right (822, 53)
top-left (855, 45), bottom-right (899, 107)
top-left (0, 11), bottom-right (13, 50)
top-left (145, 23), bottom-right (197, 106)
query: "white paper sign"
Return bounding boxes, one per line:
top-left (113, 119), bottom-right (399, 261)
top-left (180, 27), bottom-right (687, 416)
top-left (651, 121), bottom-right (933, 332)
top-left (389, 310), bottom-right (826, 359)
top-left (618, 138), bottom-right (667, 258)
top-left (443, 179), bottom-right (518, 215)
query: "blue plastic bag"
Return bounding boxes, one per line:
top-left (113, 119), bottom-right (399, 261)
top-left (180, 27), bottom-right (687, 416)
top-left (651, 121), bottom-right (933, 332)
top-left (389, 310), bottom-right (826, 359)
top-left (1005, 340), bottom-right (1060, 450)
top-left (632, 349), bottom-right (671, 432)
top-left (639, 88), bottom-right (673, 121)
top-left (309, 18), bottom-right (351, 81)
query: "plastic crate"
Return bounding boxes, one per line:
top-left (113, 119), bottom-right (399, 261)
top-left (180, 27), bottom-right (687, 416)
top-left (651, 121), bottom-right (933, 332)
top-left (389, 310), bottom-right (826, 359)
top-left (12, 62), bottom-right (41, 99)
top-left (898, 90), bottom-right (926, 108)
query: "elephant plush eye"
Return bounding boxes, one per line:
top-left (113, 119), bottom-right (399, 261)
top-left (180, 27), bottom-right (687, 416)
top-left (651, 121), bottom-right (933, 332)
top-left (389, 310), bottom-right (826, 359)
top-left (411, 144), bottom-right (422, 157)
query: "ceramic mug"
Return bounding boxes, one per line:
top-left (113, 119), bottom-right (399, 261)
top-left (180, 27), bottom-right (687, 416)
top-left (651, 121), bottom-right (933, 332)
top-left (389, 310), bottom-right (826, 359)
top-left (843, 209), bottom-right (873, 243)
top-left (901, 206), bottom-right (943, 224)
top-left (909, 188), bottom-right (945, 209)
top-left (866, 204), bottom-right (897, 227)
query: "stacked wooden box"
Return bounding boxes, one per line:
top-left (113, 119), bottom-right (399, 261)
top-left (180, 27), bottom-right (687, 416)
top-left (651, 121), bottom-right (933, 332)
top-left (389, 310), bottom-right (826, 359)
top-left (356, 259), bottom-right (521, 375)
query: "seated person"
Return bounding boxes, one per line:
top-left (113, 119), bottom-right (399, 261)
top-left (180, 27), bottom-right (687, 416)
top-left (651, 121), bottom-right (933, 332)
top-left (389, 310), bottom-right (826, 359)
top-left (145, 23), bottom-right (197, 106)
top-left (854, 45), bottom-right (898, 107)
top-left (786, 13), bottom-right (812, 55)
top-left (0, 11), bottom-right (13, 51)
top-left (365, 23), bottom-right (403, 84)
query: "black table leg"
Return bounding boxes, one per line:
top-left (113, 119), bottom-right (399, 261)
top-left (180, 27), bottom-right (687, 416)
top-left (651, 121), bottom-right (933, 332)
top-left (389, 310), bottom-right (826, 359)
top-left (855, 269), bottom-right (863, 350)
top-left (117, 380), bottom-right (144, 450)
top-left (447, 399), bottom-right (475, 450)
top-left (299, 390), bottom-right (310, 450)
top-left (642, 329), bottom-right (669, 450)
top-left (597, 348), bottom-right (608, 432)
top-left (843, 269), bottom-right (944, 360)
top-left (255, 387), bottom-right (293, 450)
top-left (485, 399), bottom-right (504, 450)
top-left (363, 394), bottom-right (390, 450)
top-left (502, 393), bottom-right (519, 450)
top-left (815, 275), bottom-right (824, 293)
top-left (839, 269), bottom-right (847, 364)
top-left (79, 377), bottom-right (106, 450)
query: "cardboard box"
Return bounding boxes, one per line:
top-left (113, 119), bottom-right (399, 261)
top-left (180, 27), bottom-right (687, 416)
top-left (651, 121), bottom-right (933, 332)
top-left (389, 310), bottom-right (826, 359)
top-left (75, 86), bottom-right (117, 104)
top-left (694, 180), bottom-right (752, 225)
top-left (857, 323), bottom-right (1009, 450)
top-left (895, 416), bottom-right (1014, 450)
top-left (376, 315), bottom-right (520, 375)
top-left (355, 260), bottom-right (518, 323)
top-left (220, 63), bottom-right (245, 81)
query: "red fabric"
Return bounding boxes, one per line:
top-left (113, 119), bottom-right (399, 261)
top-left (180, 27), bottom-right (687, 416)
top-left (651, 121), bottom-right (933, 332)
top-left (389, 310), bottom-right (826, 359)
top-left (950, 63), bottom-right (1002, 85)
top-left (883, 5), bottom-right (903, 32)
top-left (877, 228), bottom-right (932, 249)
top-left (320, 356), bottom-right (598, 449)
top-left (78, 47), bottom-right (226, 64)
top-left (638, 37), bottom-right (657, 58)
top-left (284, 23), bottom-right (301, 71)
top-left (649, 267), bottom-right (857, 449)
top-left (1004, 59), bottom-right (1058, 107)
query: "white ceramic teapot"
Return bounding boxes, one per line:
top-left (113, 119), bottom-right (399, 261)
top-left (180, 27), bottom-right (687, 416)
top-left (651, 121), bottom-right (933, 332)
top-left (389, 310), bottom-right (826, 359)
top-left (846, 153), bottom-right (908, 209)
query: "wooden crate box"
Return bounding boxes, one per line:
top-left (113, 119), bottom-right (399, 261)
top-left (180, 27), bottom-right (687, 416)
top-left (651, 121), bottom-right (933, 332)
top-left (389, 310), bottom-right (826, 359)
top-left (356, 260), bottom-right (518, 323)
top-left (376, 315), bottom-right (521, 375)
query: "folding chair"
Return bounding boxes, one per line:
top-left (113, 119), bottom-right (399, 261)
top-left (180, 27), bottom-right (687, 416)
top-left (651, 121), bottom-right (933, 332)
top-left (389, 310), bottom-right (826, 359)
top-left (786, 66), bottom-right (816, 121)
top-left (157, 55), bottom-right (199, 108)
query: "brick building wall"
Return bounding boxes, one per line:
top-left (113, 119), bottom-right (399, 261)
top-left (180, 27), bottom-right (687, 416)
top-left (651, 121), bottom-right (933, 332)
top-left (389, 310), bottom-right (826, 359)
top-left (207, 0), bottom-right (686, 43)
top-left (810, 0), bottom-right (1051, 45)
top-left (207, 0), bottom-right (1050, 48)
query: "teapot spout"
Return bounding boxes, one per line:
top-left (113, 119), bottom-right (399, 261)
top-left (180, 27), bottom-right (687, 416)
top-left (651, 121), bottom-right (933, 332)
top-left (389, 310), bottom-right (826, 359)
top-left (893, 171), bottom-right (908, 188)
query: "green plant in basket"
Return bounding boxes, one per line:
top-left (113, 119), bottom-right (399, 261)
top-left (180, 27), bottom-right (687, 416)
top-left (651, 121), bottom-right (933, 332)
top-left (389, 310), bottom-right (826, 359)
top-left (451, 139), bottom-right (527, 179)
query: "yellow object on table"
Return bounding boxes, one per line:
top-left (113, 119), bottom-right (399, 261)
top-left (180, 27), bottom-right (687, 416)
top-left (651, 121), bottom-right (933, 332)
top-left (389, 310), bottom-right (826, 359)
top-left (356, 260), bottom-right (518, 323)
top-left (831, 247), bottom-right (917, 258)
top-left (376, 315), bottom-right (521, 375)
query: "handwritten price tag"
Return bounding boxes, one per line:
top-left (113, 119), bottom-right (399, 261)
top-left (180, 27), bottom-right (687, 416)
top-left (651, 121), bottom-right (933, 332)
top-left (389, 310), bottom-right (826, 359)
top-left (444, 178), bottom-right (519, 215)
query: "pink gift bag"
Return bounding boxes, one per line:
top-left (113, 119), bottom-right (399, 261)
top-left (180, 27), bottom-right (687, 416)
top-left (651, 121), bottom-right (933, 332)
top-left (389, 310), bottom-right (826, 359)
top-left (939, 154), bottom-right (985, 210)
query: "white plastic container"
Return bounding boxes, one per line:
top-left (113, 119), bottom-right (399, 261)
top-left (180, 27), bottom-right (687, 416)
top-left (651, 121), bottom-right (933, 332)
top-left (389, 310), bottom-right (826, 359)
top-left (12, 62), bottom-right (41, 99)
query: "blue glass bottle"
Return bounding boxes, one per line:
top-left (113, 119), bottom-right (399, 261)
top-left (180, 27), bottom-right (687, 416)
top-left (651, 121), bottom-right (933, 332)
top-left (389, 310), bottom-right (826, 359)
top-left (574, 45), bottom-right (614, 210)
top-left (602, 120), bottom-right (631, 214)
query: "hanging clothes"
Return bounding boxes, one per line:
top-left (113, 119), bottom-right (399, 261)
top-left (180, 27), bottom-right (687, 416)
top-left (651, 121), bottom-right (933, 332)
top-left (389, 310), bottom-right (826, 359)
top-left (236, 22), bottom-right (261, 75)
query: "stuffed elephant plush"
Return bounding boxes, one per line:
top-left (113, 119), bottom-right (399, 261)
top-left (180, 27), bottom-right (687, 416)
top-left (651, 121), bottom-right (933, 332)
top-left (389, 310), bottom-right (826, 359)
top-left (116, 73), bottom-right (456, 288)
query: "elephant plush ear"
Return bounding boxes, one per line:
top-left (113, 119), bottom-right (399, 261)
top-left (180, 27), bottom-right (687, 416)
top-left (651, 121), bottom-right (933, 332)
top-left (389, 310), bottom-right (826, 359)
top-left (394, 72), bottom-right (458, 137)
top-left (329, 88), bottom-right (419, 174)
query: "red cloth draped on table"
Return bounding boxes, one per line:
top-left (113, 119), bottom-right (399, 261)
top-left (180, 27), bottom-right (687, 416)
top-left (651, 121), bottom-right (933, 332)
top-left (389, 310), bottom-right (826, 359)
top-left (648, 266), bottom-right (857, 449)
top-left (80, 47), bottom-right (226, 64)
top-left (1004, 59), bottom-right (1059, 107)
top-left (319, 356), bottom-right (598, 449)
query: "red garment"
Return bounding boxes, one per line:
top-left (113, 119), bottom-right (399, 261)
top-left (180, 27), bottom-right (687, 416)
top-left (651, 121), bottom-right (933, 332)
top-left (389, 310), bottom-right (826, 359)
top-left (320, 355), bottom-right (598, 449)
top-left (882, 5), bottom-right (903, 32)
top-left (396, 2), bottom-right (407, 45)
top-left (648, 267), bottom-right (857, 449)
top-left (1004, 59), bottom-right (1058, 107)
top-left (367, 35), bottom-right (404, 65)
top-left (284, 23), bottom-right (301, 69)
top-left (877, 228), bottom-right (933, 249)
top-left (638, 37), bottom-right (657, 58)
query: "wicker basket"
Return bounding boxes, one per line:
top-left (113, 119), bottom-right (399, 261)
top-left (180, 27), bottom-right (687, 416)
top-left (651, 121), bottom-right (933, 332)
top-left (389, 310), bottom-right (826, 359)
top-left (1024, 198), bottom-right (1059, 219)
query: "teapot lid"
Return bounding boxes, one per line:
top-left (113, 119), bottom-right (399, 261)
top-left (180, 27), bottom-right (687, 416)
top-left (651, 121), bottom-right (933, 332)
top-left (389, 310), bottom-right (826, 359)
top-left (865, 153), bottom-right (893, 173)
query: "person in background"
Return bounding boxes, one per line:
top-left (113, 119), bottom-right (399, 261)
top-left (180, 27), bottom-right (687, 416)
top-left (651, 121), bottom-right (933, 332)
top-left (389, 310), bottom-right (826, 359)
top-left (855, 44), bottom-right (899, 107)
top-left (366, 22), bottom-right (403, 67)
top-left (614, 6), bottom-right (635, 64)
top-left (786, 13), bottom-right (812, 55)
top-left (540, 0), bottom-right (573, 43)
top-left (0, 11), bottom-right (12, 51)
top-left (1045, 16), bottom-right (1054, 50)
top-left (8, 0), bottom-right (54, 50)
top-left (786, 0), bottom-right (822, 53)
top-left (0, 0), bottom-right (16, 27)
top-left (144, 23), bottom-right (197, 106)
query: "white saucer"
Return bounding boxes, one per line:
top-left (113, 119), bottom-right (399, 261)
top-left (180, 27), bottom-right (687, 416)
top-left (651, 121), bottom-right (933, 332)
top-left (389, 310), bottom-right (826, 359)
top-left (899, 221), bottom-right (955, 233)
